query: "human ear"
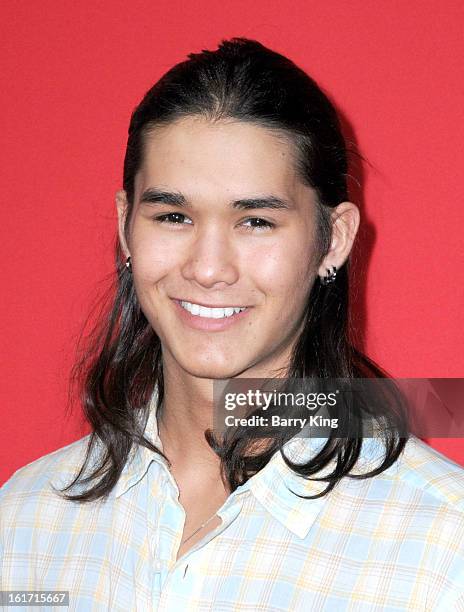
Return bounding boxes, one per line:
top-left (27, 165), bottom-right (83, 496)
top-left (317, 202), bottom-right (360, 278)
top-left (115, 189), bottom-right (131, 259)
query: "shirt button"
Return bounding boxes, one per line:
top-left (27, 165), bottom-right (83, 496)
top-left (155, 561), bottom-right (162, 572)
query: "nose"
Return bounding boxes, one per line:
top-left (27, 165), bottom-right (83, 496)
top-left (180, 224), bottom-right (239, 289)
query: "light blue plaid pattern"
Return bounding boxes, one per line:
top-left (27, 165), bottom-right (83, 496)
top-left (1, 403), bottom-right (464, 611)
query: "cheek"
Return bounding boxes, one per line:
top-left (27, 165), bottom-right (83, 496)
top-left (131, 228), bottom-right (175, 283)
top-left (253, 240), bottom-right (315, 305)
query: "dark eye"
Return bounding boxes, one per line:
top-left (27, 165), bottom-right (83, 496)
top-left (242, 217), bottom-right (275, 231)
top-left (154, 213), bottom-right (193, 225)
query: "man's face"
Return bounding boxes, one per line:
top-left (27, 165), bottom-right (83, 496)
top-left (118, 116), bottom-right (320, 379)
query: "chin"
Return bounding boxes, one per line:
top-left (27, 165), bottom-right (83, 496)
top-left (184, 364), bottom-right (244, 381)
top-left (179, 354), bottom-right (251, 380)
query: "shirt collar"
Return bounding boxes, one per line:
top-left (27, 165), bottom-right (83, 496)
top-left (107, 389), bottom-right (383, 539)
top-left (113, 389), bottom-right (165, 499)
top-left (245, 435), bottom-right (337, 538)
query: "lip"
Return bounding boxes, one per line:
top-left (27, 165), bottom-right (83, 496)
top-left (171, 298), bottom-right (251, 331)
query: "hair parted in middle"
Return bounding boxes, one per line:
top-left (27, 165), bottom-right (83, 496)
top-left (59, 37), bottom-right (408, 504)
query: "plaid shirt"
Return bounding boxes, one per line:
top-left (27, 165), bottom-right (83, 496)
top-left (1, 401), bottom-right (464, 611)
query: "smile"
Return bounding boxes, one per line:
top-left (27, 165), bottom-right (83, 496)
top-left (180, 301), bottom-right (247, 319)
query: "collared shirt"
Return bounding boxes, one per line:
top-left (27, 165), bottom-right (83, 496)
top-left (1, 398), bottom-right (464, 611)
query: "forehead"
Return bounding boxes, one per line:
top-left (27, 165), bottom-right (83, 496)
top-left (135, 116), bottom-right (303, 198)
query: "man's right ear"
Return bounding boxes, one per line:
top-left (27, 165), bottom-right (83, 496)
top-left (115, 190), bottom-right (130, 258)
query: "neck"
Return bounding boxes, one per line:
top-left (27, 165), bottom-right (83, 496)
top-left (158, 369), bottom-right (216, 467)
top-left (156, 347), bottom-right (293, 486)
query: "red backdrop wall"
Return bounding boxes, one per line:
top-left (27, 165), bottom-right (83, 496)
top-left (1, 0), bottom-right (463, 485)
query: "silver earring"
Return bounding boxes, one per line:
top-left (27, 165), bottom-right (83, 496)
top-left (320, 265), bottom-right (337, 285)
top-left (125, 256), bottom-right (132, 272)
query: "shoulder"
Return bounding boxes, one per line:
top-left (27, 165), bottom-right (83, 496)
top-left (0, 434), bottom-right (93, 513)
top-left (399, 436), bottom-right (464, 505)
top-left (361, 434), bottom-right (464, 511)
top-left (346, 436), bottom-right (464, 575)
top-left (367, 436), bottom-right (464, 603)
top-left (319, 435), bottom-right (464, 568)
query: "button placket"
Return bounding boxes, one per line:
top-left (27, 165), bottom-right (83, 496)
top-left (150, 463), bottom-right (186, 584)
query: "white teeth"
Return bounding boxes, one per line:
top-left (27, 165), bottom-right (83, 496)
top-left (180, 301), bottom-right (246, 318)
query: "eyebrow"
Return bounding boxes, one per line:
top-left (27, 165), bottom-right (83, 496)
top-left (139, 187), bottom-right (293, 211)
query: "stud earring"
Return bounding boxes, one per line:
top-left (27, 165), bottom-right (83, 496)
top-left (125, 256), bottom-right (132, 272)
top-left (320, 265), bottom-right (337, 285)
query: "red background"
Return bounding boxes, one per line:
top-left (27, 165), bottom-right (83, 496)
top-left (1, 1), bottom-right (463, 485)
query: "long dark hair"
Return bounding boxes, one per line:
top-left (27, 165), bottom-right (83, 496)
top-left (58, 37), bottom-right (408, 503)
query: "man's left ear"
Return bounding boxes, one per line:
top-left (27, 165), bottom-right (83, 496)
top-left (317, 202), bottom-right (360, 279)
top-left (115, 189), bottom-right (131, 259)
